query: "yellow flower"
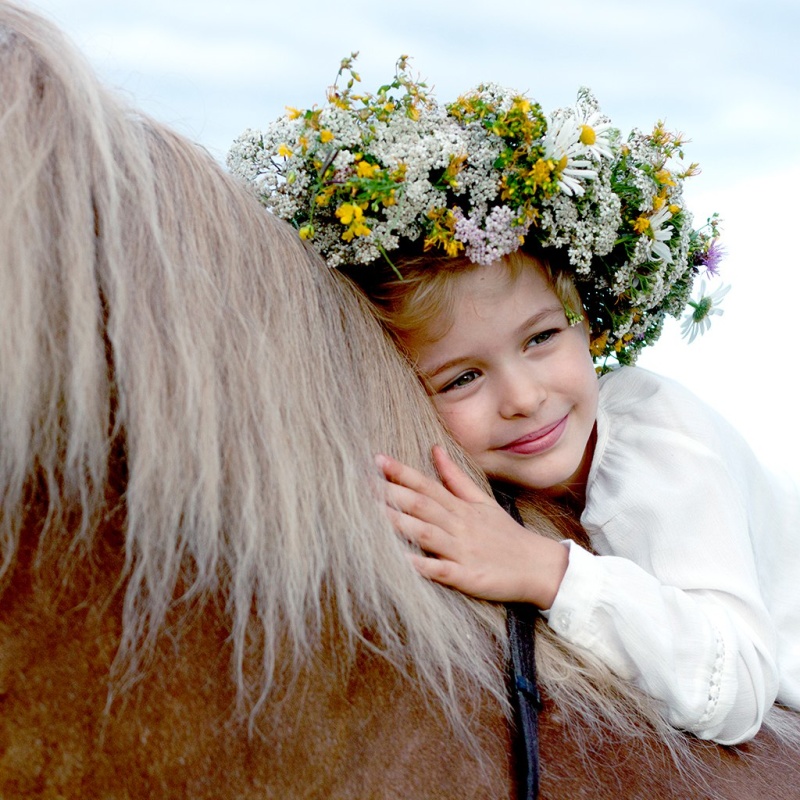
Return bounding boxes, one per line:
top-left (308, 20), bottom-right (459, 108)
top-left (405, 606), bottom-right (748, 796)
top-left (341, 220), bottom-right (371, 241)
top-left (652, 194), bottom-right (665, 210)
top-left (633, 216), bottom-right (651, 234)
top-left (590, 331), bottom-right (609, 358)
top-left (579, 124), bottom-right (597, 146)
top-left (500, 178), bottom-right (515, 201)
top-left (298, 135), bottom-right (309, 152)
top-left (655, 169), bottom-right (676, 187)
top-left (443, 154), bottom-right (467, 188)
top-left (320, 129), bottom-right (334, 143)
top-left (651, 121), bottom-right (670, 146)
top-left (444, 238), bottom-right (464, 257)
top-left (315, 187), bottom-right (335, 207)
top-left (529, 158), bottom-right (553, 186)
top-left (513, 97), bottom-right (531, 114)
top-left (298, 225), bottom-right (314, 240)
top-left (392, 163), bottom-right (408, 182)
top-left (277, 143), bottom-right (293, 158)
top-left (613, 331), bottom-right (634, 353)
top-left (424, 207), bottom-right (464, 257)
top-left (286, 106), bottom-right (303, 120)
top-left (669, 203), bottom-right (681, 215)
top-left (356, 160), bottom-right (378, 178)
top-left (336, 203), bottom-right (371, 241)
top-left (335, 203), bottom-right (364, 225)
top-left (326, 88), bottom-right (350, 110)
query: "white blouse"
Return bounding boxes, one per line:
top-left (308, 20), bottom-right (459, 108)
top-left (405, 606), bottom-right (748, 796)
top-left (546, 366), bottom-right (800, 745)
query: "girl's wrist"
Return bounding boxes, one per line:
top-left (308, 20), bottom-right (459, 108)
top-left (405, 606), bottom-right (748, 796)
top-left (518, 535), bottom-right (569, 609)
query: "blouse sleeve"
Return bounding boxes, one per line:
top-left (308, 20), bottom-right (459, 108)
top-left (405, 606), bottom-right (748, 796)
top-left (546, 369), bottom-right (779, 745)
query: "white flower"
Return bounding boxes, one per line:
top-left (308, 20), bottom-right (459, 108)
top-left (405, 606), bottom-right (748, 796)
top-left (543, 111), bottom-right (598, 197)
top-left (575, 109), bottom-right (615, 161)
top-left (571, 88), bottom-right (616, 162)
top-left (648, 205), bottom-right (675, 263)
top-left (681, 281), bottom-right (731, 343)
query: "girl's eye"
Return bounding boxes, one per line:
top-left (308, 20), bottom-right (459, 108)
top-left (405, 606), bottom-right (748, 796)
top-left (526, 329), bottom-right (559, 348)
top-left (440, 369), bottom-right (480, 393)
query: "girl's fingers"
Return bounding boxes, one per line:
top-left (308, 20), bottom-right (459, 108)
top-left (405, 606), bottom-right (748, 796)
top-left (431, 445), bottom-right (490, 504)
top-left (408, 552), bottom-right (462, 588)
top-left (385, 505), bottom-right (454, 559)
top-left (382, 479), bottom-right (458, 534)
top-left (375, 452), bottom-right (458, 511)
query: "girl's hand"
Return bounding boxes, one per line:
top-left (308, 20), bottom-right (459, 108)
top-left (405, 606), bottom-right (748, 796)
top-left (376, 446), bottom-right (568, 608)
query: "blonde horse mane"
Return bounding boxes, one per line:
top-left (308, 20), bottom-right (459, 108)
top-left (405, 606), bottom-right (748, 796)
top-left (0, 0), bottom-right (509, 732)
top-left (6, 1), bottom-right (797, 770)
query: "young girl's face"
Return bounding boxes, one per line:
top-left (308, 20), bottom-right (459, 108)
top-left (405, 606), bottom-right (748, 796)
top-left (405, 256), bottom-right (599, 498)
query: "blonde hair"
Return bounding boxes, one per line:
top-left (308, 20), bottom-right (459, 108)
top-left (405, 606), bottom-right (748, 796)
top-left (341, 246), bottom-right (584, 351)
top-left (3, 0), bottom-right (797, 771)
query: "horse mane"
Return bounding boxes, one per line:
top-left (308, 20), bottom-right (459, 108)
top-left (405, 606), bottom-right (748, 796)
top-left (5, 1), bottom-right (797, 772)
top-left (0, 0), bottom-right (509, 731)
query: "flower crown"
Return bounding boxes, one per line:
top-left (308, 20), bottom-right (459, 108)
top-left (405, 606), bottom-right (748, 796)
top-left (227, 54), bottom-right (723, 365)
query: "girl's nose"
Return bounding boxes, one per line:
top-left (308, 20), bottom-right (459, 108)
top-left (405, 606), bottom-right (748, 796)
top-left (497, 368), bottom-right (546, 419)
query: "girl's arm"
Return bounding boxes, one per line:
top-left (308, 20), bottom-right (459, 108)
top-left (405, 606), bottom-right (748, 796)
top-left (379, 414), bottom-right (784, 746)
top-left (376, 446), bottom-right (568, 609)
top-left (540, 367), bottom-right (785, 746)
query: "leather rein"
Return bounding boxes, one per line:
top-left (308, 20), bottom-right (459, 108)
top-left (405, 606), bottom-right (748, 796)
top-left (497, 492), bottom-right (542, 800)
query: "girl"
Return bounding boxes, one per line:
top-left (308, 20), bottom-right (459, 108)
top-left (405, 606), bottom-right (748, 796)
top-left (228, 59), bottom-right (800, 745)
top-left (364, 246), bottom-right (800, 747)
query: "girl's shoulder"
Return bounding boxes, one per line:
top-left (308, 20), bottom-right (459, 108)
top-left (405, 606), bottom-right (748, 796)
top-left (589, 365), bottom-right (748, 492)
top-left (600, 364), bottom-right (695, 402)
top-left (597, 365), bottom-right (720, 431)
top-left (586, 366), bottom-right (749, 532)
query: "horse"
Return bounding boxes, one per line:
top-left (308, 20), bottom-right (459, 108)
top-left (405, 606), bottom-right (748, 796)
top-left (2, 3), bottom-right (800, 797)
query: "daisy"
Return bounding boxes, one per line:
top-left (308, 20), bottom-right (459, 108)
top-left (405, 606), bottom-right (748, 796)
top-left (574, 105), bottom-right (616, 161)
top-left (681, 281), bottom-right (731, 343)
top-left (647, 205), bottom-right (675, 263)
top-left (543, 111), bottom-right (598, 196)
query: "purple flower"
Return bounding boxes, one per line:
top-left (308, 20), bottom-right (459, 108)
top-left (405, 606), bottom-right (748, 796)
top-left (698, 239), bottom-right (725, 277)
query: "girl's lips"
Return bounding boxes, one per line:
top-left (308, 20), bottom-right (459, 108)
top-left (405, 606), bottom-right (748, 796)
top-left (497, 415), bottom-right (568, 456)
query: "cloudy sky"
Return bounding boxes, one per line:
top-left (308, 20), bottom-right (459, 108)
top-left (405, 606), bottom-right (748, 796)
top-left (28, 0), bottom-right (800, 480)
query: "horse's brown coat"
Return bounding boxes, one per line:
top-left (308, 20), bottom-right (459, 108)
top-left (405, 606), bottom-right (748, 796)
top-left (1, 525), bottom-right (513, 799)
top-left (3, 528), bottom-right (800, 800)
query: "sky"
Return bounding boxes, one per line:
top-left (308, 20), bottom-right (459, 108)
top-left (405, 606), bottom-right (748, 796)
top-left (26, 0), bottom-right (800, 481)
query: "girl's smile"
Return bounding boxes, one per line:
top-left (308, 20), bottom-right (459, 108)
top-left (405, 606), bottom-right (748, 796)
top-left (497, 414), bottom-right (569, 456)
top-left (404, 255), bottom-right (599, 499)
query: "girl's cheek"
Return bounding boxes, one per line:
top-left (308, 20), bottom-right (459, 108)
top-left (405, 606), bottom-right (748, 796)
top-left (436, 406), bottom-right (473, 440)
